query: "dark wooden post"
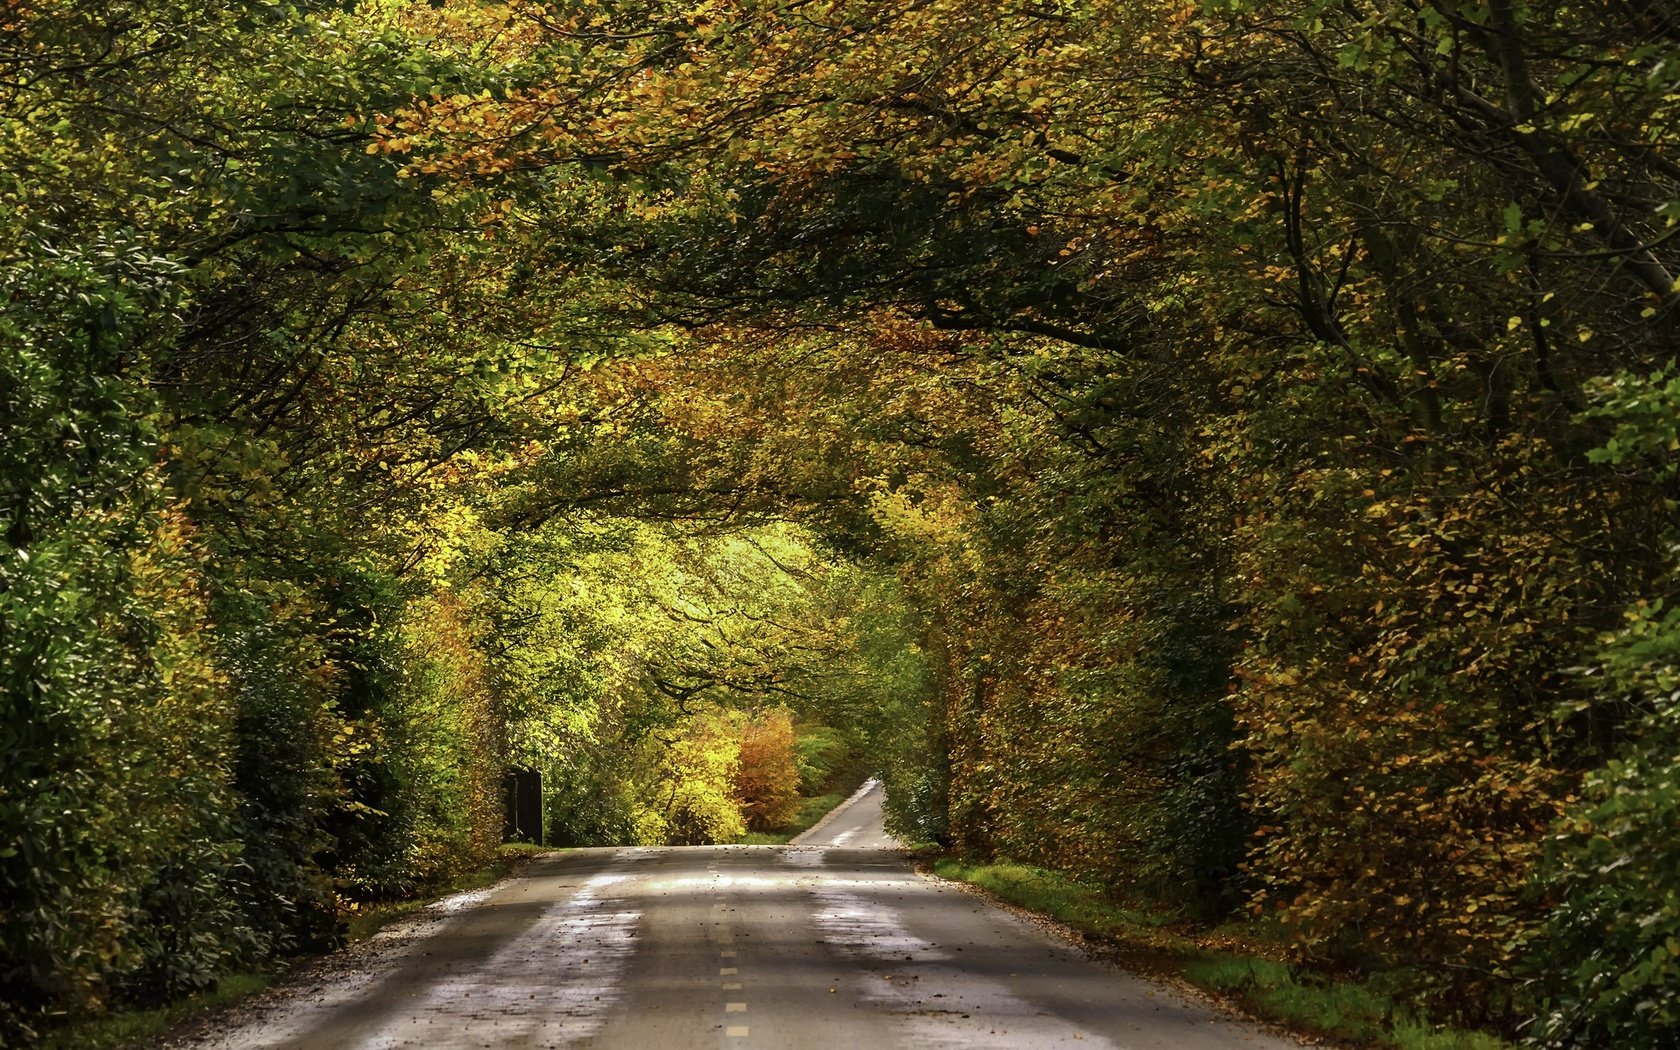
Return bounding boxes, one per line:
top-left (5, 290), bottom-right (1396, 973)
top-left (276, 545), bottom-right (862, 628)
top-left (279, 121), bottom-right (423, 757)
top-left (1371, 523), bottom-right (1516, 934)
top-left (503, 767), bottom-right (543, 844)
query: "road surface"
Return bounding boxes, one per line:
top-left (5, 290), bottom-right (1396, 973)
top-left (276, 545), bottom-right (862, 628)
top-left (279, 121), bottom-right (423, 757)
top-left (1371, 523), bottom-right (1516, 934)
top-left (176, 781), bottom-right (1301, 1049)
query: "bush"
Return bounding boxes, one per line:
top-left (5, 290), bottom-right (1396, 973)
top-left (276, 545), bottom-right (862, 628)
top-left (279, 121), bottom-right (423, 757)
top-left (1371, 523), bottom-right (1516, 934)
top-left (1528, 740), bottom-right (1680, 1049)
top-left (0, 242), bottom-right (253, 1037)
top-left (792, 723), bottom-right (858, 794)
top-left (218, 591), bottom-right (343, 955)
top-left (1528, 603), bottom-right (1680, 1049)
top-left (661, 708), bottom-right (747, 845)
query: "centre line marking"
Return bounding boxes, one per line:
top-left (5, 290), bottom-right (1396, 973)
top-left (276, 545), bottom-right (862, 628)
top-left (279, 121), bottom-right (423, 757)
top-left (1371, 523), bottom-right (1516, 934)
top-left (723, 981), bottom-right (742, 990)
top-left (726, 1026), bottom-right (749, 1037)
top-left (720, 949), bottom-right (736, 957)
top-left (726, 1002), bottom-right (746, 1013)
top-left (719, 967), bottom-right (738, 975)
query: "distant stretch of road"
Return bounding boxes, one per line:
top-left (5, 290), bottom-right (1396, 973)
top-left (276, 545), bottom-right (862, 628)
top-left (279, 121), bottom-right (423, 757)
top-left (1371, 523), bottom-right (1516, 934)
top-left (177, 781), bottom-right (1300, 1049)
top-left (787, 778), bottom-right (900, 849)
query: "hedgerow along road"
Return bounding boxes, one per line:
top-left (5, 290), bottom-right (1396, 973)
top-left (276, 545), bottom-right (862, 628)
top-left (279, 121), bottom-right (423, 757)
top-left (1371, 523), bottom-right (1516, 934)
top-left (174, 782), bottom-right (1299, 1049)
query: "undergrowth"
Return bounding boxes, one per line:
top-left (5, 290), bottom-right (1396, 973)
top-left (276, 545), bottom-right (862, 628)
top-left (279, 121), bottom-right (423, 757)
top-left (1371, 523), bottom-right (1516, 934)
top-left (38, 974), bottom-right (270, 1050)
top-left (42, 843), bottom-right (551, 1049)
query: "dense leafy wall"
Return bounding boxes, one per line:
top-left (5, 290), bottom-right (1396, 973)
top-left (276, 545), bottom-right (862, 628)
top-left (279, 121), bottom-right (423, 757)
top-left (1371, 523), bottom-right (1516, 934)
top-left (1, 2), bottom-right (882, 1037)
top-left (365, 0), bottom-right (1680, 1039)
top-left (10, 0), bottom-right (1680, 1045)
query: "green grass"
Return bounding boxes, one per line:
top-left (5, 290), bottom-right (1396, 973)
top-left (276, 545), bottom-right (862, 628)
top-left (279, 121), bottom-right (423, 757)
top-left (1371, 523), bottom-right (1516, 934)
top-left (932, 859), bottom-right (1514, 1050)
top-left (39, 973), bottom-right (270, 1050)
top-left (735, 787), bottom-right (857, 845)
top-left (931, 859), bottom-right (1181, 944)
top-left (1184, 956), bottom-right (1391, 1042)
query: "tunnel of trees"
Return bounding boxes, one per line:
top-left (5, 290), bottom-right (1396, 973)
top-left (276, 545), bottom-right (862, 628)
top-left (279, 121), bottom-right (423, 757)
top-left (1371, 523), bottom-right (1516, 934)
top-left (5, 0), bottom-right (1680, 1045)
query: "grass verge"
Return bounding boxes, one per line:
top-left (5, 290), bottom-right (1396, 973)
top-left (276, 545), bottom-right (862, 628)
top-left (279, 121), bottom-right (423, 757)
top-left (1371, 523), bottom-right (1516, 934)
top-left (930, 858), bottom-right (1511, 1050)
top-left (39, 974), bottom-right (271, 1050)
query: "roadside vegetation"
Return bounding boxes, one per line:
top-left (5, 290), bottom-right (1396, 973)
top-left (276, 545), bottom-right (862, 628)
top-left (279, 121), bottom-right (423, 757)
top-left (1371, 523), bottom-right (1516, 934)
top-left (737, 729), bottom-right (870, 845)
top-left (37, 976), bottom-right (272, 1050)
top-left (6, 2), bottom-right (1680, 1048)
top-left (935, 859), bottom-right (1510, 1050)
top-left (42, 842), bottom-right (552, 1050)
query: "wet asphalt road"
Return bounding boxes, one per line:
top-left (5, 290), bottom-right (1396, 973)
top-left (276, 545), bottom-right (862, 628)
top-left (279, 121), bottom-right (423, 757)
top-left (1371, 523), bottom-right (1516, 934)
top-left (179, 782), bottom-right (1301, 1050)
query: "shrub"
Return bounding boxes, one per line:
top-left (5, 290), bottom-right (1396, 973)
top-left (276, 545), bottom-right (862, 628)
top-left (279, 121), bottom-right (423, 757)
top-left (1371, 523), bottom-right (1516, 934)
top-left (0, 242), bottom-right (252, 1036)
top-left (1528, 740), bottom-right (1680, 1049)
top-left (1528, 603), bottom-right (1680, 1049)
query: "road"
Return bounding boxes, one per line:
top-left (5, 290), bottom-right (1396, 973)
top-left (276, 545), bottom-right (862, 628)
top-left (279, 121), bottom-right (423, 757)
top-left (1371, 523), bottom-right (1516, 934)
top-left (178, 782), bottom-right (1301, 1050)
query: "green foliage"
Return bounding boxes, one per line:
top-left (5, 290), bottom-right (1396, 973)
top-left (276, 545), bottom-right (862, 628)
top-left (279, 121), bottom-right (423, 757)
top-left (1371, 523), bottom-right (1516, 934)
top-left (3, 0), bottom-right (572, 1034)
top-left (791, 724), bottom-right (861, 795)
top-left (0, 238), bottom-right (250, 1033)
top-left (1529, 730), bottom-right (1680, 1049)
top-left (13, 0), bottom-right (1680, 1044)
top-left (318, 579), bottom-right (503, 901)
top-left (1527, 586), bottom-right (1680, 1046)
top-left (487, 518), bottom-right (909, 848)
top-left (216, 587), bottom-right (342, 956)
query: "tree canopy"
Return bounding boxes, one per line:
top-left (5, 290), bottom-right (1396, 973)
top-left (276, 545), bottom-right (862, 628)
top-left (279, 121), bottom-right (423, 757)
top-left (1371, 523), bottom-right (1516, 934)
top-left (6, 0), bottom-right (1680, 1045)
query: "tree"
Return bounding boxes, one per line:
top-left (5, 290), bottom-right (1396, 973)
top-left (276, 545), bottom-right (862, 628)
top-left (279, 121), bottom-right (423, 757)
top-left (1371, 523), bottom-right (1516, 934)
top-left (735, 708), bottom-right (802, 832)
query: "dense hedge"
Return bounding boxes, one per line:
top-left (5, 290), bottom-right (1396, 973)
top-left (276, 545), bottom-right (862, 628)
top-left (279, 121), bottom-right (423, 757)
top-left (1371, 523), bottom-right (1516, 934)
top-left (12, 2), bottom-right (1680, 1047)
top-left (0, 4), bottom-right (515, 1036)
